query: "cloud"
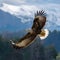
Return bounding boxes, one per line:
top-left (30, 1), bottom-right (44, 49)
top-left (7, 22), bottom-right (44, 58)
top-left (0, 3), bottom-right (39, 17)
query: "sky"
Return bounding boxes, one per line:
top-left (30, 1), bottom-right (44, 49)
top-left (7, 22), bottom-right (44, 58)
top-left (0, 0), bottom-right (60, 5)
top-left (0, 0), bottom-right (60, 31)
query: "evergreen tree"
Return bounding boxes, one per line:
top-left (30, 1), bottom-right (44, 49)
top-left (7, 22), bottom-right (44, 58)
top-left (45, 45), bottom-right (57, 60)
top-left (32, 36), bottom-right (45, 60)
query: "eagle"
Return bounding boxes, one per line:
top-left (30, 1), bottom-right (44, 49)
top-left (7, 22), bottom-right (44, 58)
top-left (10, 10), bottom-right (47, 49)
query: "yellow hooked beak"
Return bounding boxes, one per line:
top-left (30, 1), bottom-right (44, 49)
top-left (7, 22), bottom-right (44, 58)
top-left (39, 29), bottom-right (49, 40)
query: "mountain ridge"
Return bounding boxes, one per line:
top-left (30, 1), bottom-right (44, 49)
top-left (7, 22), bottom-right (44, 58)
top-left (0, 10), bottom-right (32, 32)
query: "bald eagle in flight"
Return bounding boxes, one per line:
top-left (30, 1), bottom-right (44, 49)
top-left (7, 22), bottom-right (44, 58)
top-left (10, 10), bottom-right (47, 49)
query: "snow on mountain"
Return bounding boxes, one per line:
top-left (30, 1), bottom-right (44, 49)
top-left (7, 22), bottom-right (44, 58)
top-left (0, 3), bottom-right (38, 17)
top-left (0, 3), bottom-right (60, 31)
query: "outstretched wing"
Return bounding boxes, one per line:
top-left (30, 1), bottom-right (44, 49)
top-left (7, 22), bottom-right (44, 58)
top-left (10, 10), bottom-right (46, 49)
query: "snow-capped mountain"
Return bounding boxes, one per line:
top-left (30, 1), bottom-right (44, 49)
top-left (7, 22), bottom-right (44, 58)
top-left (0, 3), bottom-right (39, 23)
top-left (0, 3), bottom-right (60, 32)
